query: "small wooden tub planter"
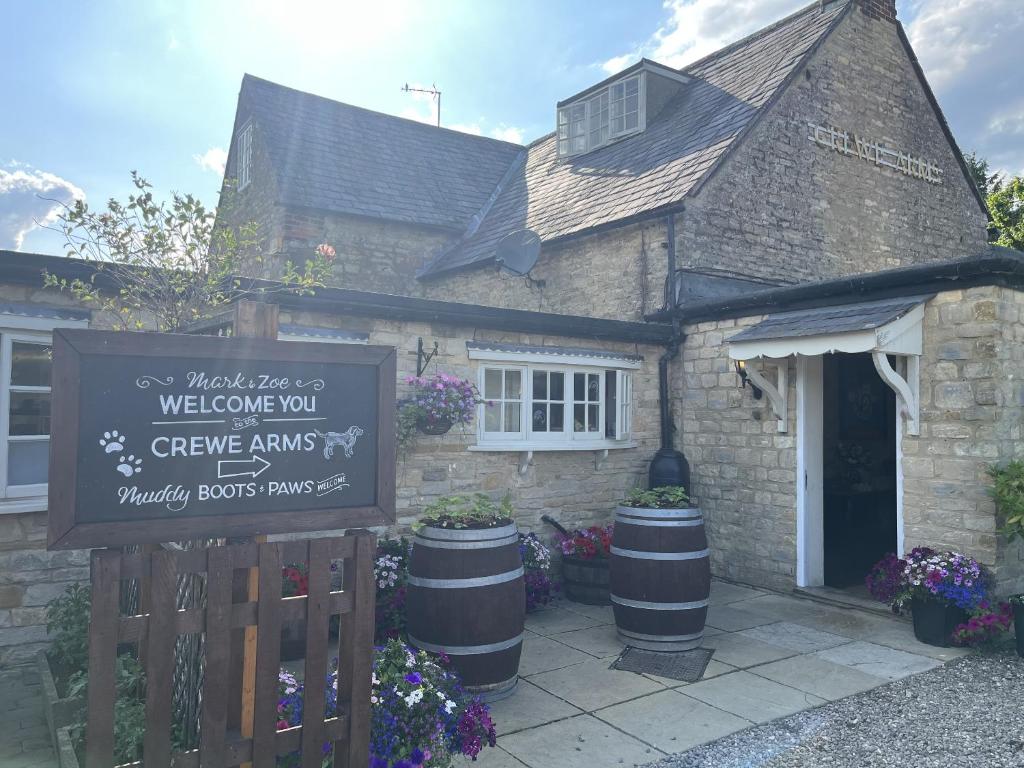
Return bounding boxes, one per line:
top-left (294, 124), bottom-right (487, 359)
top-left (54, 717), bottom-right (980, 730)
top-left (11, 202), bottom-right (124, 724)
top-left (610, 505), bottom-right (711, 651)
top-left (38, 650), bottom-right (84, 756)
top-left (561, 555), bottom-right (611, 605)
top-left (406, 521), bottom-right (526, 701)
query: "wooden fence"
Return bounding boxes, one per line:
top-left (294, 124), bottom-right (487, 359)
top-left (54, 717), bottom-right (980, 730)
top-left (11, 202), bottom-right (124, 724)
top-left (84, 533), bottom-right (376, 768)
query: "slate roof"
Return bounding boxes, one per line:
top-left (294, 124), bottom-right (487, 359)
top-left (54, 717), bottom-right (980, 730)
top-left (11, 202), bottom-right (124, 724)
top-left (727, 295), bottom-right (931, 343)
top-left (420, 0), bottom-right (847, 277)
top-left (237, 75), bottom-right (524, 231)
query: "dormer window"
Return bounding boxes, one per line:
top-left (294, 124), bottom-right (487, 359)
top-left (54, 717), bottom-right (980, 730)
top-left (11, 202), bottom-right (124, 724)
top-left (556, 60), bottom-right (689, 159)
top-left (236, 122), bottom-right (253, 190)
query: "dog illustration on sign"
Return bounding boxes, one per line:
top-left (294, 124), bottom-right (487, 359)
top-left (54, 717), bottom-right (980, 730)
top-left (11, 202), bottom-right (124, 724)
top-left (315, 426), bottom-right (364, 460)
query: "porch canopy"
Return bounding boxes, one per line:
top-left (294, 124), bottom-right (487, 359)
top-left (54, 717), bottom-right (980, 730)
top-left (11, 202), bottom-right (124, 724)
top-left (725, 295), bottom-right (931, 435)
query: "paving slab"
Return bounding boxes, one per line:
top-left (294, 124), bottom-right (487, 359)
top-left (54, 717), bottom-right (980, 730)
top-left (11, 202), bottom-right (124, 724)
top-left (704, 602), bottom-right (778, 632)
top-left (499, 713), bottom-right (660, 768)
top-left (642, 658), bottom-right (737, 687)
top-left (709, 581), bottom-right (769, 605)
top-left (738, 621), bottom-right (851, 654)
top-left (454, 746), bottom-right (529, 767)
top-left (750, 654), bottom-right (887, 701)
top-left (595, 689), bottom-right (750, 753)
top-left (814, 640), bottom-right (942, 680)
top-left (558, 601), bottom-right (615, 624)
top-left (516, 632), bottom-right (594, 677)
top-left (527, 656), bottom-right (664, 710)
top-left (699, 632), bottom-right (798, 668)
top-left (549, 623), bottom-right (626, 658)
top-left (488, 679), bottom-right (582, 734)
top-left (524, 606), bottom-right (603, 636)
top-left (802, 608), bottom-right (971, 661)
top-left (681, 670), bottom-right (826, 724)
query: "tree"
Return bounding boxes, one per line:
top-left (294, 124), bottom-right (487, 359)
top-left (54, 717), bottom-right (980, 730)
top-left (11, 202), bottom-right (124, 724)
top-left (963, 150), bottom-right (1000, 198)
top-left (45, 172), bottom-right (336, 331)
top-left (988, 176), bottom-right (1024, 252)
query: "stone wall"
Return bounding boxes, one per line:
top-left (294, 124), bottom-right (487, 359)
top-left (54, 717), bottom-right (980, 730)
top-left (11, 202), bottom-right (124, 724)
top-left (678, 5), bottom-right (989, 286)
top-left (907, 286), bottom-right (1024, 594)
top-left (674, 317), bottom-right (799, 591)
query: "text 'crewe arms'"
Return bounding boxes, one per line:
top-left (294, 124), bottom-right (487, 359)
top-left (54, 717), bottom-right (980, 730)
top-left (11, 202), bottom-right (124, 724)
top-left (807, 123), bottom-right (943, 185)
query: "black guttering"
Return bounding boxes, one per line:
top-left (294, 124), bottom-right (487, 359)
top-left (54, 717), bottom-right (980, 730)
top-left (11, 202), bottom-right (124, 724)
top-left (645, 248), bottom-right (1024, 324)
top-left (0, 251), bottom-right (673, 346)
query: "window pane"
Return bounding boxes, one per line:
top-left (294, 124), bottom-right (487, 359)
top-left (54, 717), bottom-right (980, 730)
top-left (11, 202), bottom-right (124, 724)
top-left (574, 403), bottom-right (585, 432)
top-left (9, 392), bottom-right (50, 435)
top-left (484, 403), bottom-right (501, 432)
top-left (588, 404), bottom-right (599, 432)
top-left (574, 373), bottom-right (584, 401)
top-left (484, 369), bottom-right (502, 399)
top-left (504, 403), bottom-right (521, 432)
top-left (533, 371), bottom-right (547, 399)
top-left (532, 404), bottom-right (547, 431)
top-left (11, 343), bottom-right (51, 387)
top-left (588, 374), bottom-right (600, 400)
top-left (625, 77), bottom-right (639, 96)
top-left (551, 373), bottom-right (564, 400)
top-left (8, 440), bottom-right (48, 486)
top-left (625, 112), bottom-right (639, 131)
top-left (505, 370), bottom-right (521, 399)
top-left (550, 403), bottom-right (564, 432)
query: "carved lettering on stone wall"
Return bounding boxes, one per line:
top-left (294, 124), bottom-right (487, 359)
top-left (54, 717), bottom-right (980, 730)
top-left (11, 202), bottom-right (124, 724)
top-left (807, 123), bottom-right (943, 185)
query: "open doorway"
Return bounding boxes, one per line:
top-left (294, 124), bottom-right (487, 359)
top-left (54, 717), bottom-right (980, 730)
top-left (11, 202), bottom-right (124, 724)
top-left (821, 353), bottom-right (897, 589)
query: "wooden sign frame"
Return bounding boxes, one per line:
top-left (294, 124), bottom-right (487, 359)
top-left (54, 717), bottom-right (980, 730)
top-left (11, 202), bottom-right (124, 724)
top-left (47, 328), bottom-right (396, 549)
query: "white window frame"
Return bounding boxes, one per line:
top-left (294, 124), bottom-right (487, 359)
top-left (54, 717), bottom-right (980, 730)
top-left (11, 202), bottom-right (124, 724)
top-left (0, 312), bottom-right (88, 515)
top-left (557, 72), bottom-right (645, 158)
top-left (472, 361), bottom-right (635, 453)
top-left (480, 366), bottom-right (527, 443)
top-left (236, 122), bottom-right (253, 190)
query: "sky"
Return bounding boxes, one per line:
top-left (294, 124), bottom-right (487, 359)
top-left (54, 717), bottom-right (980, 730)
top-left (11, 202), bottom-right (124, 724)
top-left (1, 0), bottom-right (1022, 255)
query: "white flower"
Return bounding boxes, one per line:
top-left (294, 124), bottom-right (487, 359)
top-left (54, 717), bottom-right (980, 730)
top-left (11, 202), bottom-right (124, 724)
top-left (404, 689), bottom-right (424, 707)
top-left (444, 699), bottom-right (457, 714)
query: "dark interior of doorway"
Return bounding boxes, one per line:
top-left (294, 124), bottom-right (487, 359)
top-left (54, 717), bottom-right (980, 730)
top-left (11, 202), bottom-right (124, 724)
top-left (822, 352), bottom-right (897, 589)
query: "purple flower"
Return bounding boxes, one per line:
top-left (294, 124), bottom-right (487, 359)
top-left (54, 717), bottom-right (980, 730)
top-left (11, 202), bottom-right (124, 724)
top-left (410, 748), bottom-right (425, 763)
top-left (404, 672), bottom-right (422, 685)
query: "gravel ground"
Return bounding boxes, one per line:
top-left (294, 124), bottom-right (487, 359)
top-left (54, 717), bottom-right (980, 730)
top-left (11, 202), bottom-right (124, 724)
top-left (642, 652), bottom-right (1024, 768)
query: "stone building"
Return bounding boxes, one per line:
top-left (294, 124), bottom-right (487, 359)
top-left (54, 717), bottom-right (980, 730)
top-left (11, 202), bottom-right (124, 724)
top-left (0, 0), bottom-right (1020, 665)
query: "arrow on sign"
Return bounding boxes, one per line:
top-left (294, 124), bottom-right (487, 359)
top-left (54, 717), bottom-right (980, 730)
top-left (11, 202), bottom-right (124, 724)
top-left (217, 454), bottom-right (271, 479)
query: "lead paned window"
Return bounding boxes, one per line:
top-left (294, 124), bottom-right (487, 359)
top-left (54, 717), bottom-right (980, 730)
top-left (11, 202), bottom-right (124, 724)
top-left (1, 334), bottom-right (52, 499)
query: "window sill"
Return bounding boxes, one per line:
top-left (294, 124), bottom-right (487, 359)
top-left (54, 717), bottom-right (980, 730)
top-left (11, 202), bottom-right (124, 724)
top-left (469, 442), bottom-right (636, 475)
top-left (0, 496), bottom-right (47, 515)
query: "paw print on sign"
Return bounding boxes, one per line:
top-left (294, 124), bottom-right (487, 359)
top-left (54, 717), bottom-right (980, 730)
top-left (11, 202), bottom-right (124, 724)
top-left (117, 455), bottom-right (143, 477)
top-left (99, 431), bottom-right (125, 453)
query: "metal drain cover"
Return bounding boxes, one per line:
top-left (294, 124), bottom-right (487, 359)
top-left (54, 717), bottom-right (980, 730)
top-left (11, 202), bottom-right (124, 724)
top-left (611, 647), bottom-right (715, 683)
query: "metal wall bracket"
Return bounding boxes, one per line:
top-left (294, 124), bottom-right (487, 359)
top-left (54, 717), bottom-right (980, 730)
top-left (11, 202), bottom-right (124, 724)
top-left (595, 448), bottom-right (609, 471)
top-left (416, 337), bottom-right (439, 377)
top-left (743, 361), bottom-right (788, 433)
top-left (872, 352), bottom-right (920, 436)
top-left (518, 450), bottom-right (533, 475)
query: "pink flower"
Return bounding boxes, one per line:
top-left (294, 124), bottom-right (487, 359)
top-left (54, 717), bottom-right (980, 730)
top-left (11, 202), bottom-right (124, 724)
top-left (316, 243), bottom-right (337, 260)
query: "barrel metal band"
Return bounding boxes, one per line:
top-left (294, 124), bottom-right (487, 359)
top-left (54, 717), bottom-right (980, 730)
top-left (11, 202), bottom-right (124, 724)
top-left (413, 534), bottom-right (520, 550)
top-left (615, 506), bottom-right (703, 519)
top-left (407, 566), bottom-right (524, 589)
top-left (614, 515), bottom-right (704, 527)
top-left (618, 627), bottom-right (705, 642)
top-left (407, 632), bottom-right (524, 656)
top-left (611, 594), bottom-right (710, 611)
top-left (415, 523), bottom-right (518, 542)
top-left (610, 546), bottom-right (710, 561)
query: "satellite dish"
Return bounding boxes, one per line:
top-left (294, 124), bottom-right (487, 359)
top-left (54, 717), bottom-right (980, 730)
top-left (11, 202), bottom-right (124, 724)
top-left (495, 229), bottom-right (541, 276)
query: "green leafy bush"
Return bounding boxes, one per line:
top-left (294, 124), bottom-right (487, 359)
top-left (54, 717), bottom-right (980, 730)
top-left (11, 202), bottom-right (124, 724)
top-left (416, 493), bottom-right (513, 530)
top-left (988, 461), bottom-right (1024, 543)
top-left (621, 486), bottom-right (691, 509)
top-left (45, 583), bottom-right (91, 689)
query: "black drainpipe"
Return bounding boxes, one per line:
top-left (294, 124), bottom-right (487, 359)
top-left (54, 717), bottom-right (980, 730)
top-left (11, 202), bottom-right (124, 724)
top-left (648, 213), bottom-right (691, 490)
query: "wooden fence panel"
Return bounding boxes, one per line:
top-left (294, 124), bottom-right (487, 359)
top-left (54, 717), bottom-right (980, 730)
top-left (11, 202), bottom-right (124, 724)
top-left (82, 535), bottom-right (374, 768)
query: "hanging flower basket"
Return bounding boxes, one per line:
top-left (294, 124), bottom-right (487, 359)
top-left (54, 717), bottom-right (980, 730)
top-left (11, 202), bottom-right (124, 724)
top-left (416, 414), bottom-right (454, 435)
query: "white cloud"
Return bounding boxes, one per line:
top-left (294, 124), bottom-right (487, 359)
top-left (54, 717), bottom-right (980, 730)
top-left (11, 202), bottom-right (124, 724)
top-left (0, 165), bottom-right (85, 250)
top-left (193, 147), bottom-right (228, 176)
top-left (602, 0), bottom-right (806, 74)
top-left (448, 122), bottom-right (483, 136)
top-left (489, 125), bottom-right (525, 144)
top-left (905, 0), bottom-right (1024, 177)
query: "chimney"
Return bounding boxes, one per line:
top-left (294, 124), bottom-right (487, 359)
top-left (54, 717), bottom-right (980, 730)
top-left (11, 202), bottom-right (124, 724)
top-left (855, 0), bottom-right (897, 22)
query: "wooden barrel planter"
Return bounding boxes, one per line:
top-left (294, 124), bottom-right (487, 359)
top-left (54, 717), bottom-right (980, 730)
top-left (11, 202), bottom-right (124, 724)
top-left (561, 556), bottom-right (611, 605)
top-left (610, 505), bottom-right (711, 651)
top-left (407, 522), bottom-right (525, 700)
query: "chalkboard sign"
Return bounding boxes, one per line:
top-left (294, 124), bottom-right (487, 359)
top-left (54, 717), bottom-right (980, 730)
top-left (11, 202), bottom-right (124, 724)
top-left (47, 329), bottom-right (396, 549)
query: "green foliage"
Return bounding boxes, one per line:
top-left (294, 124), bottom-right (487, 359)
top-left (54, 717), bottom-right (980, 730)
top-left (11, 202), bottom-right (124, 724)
top-left (45, 583), bottom-right (91, 684)
top-left (621, 485), bottom-right (691, 509)
top-left (396, 402), bottom-right (420, 460)
top-left (964, 151), bottom-right (1001, 198)
top-left (44, 171), bottom-right (336, 332)
top-left (988, 176), bottom-right (1024, 252)
top-left (416, 493), bottom-right (513, 530)
top-left (988, 460), bottom-right (1024, 542)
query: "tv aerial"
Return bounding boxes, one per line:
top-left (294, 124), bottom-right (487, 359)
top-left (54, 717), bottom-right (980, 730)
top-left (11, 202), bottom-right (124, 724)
top-left (495, 229), bottom-right (541, 279)
top-left (401, 83), bottom-right (441, 127)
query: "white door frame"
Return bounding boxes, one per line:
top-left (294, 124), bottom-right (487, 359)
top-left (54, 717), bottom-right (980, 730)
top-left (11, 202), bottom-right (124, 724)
top-left (795, 353), bottom-right (905, 588)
